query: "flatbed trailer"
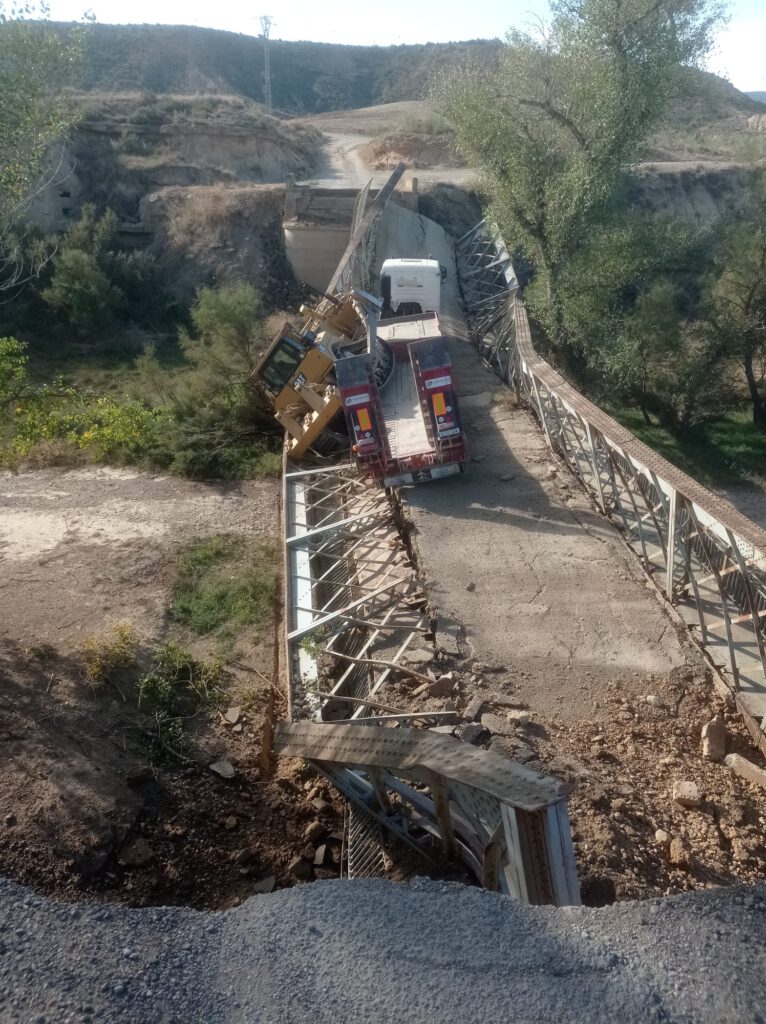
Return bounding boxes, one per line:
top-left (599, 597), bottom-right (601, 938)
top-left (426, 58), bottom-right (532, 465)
top-left (336, 311), bottom-right (469, 487)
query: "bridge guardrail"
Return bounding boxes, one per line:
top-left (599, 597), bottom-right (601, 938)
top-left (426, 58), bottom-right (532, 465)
top-left (456, 221), bottom-right (766, 751)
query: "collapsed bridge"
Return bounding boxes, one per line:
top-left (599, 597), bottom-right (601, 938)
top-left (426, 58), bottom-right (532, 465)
top-left (270, 167), bottom-right (766, 906)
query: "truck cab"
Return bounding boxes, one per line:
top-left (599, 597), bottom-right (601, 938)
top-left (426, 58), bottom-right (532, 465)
top-left (380, 258), bottom-right (444, 317)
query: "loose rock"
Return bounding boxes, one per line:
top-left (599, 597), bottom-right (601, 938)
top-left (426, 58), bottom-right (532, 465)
top-left (672, 781), bottom-right (701, 808)
top-left (126, 767), bottom-right (153, 787)
top-left (701, 715), bottom-right (727, 762)
top-left (463, 695), bottom-right (485, 721)
top-left (725, 753), bottom-right (766, 791)
top-left (428, 674), bottom-right (455, 698)
top-left (287, 857), bottom-right (312, 880)
top-left (304, 821), bottom-right (324, 843)
top-left (223, 706), bottom-right (241, 726)
top-left (480, 712), bottom-right (516, 737)
top-left (210, 760), bottom-right (236, 780)
top-left (457, 722), bottom-right (486, 745)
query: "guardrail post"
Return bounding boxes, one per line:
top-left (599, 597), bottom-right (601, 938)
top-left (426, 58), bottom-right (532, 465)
top-left (666, 488), bottom-right (678, 602)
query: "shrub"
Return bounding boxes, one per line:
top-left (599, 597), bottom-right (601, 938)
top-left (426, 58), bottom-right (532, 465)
top-left (9, 392), bottom-right (170, 463)
top-left (80, 622), bottom-right (139, 683)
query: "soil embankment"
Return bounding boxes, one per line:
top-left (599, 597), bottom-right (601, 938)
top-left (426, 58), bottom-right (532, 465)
top-left (0, 468), bottom-right (343, 908)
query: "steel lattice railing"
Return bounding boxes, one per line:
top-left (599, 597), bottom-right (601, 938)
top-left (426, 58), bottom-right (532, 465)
top-left (456, 222), bottom-right (766, 750)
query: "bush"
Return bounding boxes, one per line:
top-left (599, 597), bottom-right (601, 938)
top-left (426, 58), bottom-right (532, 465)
top-left (8, 392), bottom-right (170, 464)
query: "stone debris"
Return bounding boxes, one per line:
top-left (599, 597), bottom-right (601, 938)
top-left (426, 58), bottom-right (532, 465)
top-left (480, 712), bottom-right (516, 737)
top-left (313, 844), bottom-right (326, 867)
top-left (672, 781), bottom-right (701, 808)
top-left (643, 695), bottom-right (664, 708)
top-left (669, 835), bottom-right (692, 868)
top-left (430, 724), bottom-right (457, 736)
top-left (465, 582), bottom-right (476, 592)
top-left (654, 829), bottom-right (670, 848)
top-left (701, 715), bottom-right (727, 762)
top-left (457, 722), bottom-right (486, 745)
top-left (251, 876), bottom-right (276, 894)
top-left (428, 673), bottom-right (455, 698)
top-left (209, 760), bottom-right (237, 779)
top-left (311, 798), bottom-right (330, 813)
top-left (223, 816), bottom-right (238, 831)
top-left (287, 856), bottom-right (311, 880)
top-left (507, 709), bottom-right (531, 726)
top-left (304, 821), bottom-right (324, 843)
top-left (223, 706), bottom-right (241, 726)
top-left (725, 753), bottom-right (766, 791)
top-left (4, 814), bottom-right (17, 827)
top-left (118, 838), bottom-right (153, 869)
top-left (463, 695), bottom-right (485, 721)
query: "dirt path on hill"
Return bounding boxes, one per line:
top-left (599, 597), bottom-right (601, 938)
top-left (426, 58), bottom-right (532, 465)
top-left (302, 131), bottom-right (478, 189)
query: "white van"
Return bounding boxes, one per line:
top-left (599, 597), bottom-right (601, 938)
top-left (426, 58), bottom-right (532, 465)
top-left (380, 258), bottom-right (445, 317)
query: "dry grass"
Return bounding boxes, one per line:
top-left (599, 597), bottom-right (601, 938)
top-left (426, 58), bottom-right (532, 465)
top-left (79, 622), bottom-right (140, 684)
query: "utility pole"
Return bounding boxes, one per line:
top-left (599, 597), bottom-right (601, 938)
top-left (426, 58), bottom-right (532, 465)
top-left (260, 15), bottom-right (274, 113)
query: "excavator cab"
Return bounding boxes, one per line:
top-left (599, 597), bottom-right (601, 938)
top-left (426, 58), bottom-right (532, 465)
top-left (254, 323), bottom-right (342, 457)
top-left (257, 330), bottom-right (307, 397)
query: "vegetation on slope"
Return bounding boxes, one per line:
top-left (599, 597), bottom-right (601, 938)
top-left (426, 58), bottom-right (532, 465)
top-left (50, 23), bottom-right (501, 114)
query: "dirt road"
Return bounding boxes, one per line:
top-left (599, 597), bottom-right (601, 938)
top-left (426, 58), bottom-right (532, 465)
top-left (302, 130), bottom-right (478, 189)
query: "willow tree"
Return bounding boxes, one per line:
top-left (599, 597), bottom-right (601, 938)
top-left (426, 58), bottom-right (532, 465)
top-left (434, 0), bottom-right (723, 361)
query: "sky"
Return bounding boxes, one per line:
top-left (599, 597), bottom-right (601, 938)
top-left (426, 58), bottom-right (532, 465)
top-left (46, 0), bottom-right (766, 92)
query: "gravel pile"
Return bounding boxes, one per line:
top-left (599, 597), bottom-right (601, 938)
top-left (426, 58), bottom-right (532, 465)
top-left (2, 876), bottom-right (765, 1023)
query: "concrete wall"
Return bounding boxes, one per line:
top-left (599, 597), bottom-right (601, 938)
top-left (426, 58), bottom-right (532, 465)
top-left (283, 221), bottom-right (351, 293)
top-left (282, 179), bottom-right (420, 293)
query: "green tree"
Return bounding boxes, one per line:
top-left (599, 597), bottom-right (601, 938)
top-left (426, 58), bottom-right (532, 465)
top-left (0, 4), bottom-right (83, 291)
top-left (137, 281), bottom-right (277, 477)
top-left (42, 205), bottom-right (158, 335)
top-left (434, 0), bottom-right (723, 360)
top-left (709, 178), bottom-right (766, 426)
